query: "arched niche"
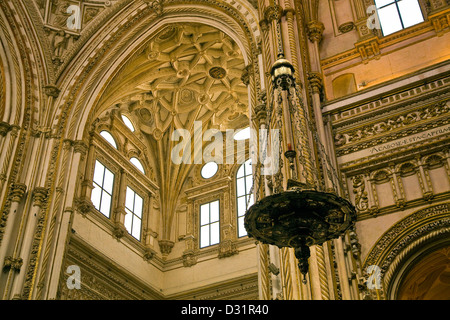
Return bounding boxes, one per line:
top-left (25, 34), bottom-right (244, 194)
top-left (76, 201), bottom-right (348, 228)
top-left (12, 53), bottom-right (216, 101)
top-left (396, 244), bottom-right (450, 300)
top-left (332, 73), bottom-right (357, 99)
top-left (363, 202), bottom-right (450, 299)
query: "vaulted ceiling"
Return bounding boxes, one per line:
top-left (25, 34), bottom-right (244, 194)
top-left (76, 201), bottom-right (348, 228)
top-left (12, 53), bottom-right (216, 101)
top-left (96, 23), bottom-right (250, 240)
top-left (99, 23), bottom-right (249, 139)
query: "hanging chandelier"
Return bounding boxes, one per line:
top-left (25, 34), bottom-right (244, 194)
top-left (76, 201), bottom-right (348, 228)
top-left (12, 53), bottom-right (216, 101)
top-left (244, 25), bottom-right (357, 282)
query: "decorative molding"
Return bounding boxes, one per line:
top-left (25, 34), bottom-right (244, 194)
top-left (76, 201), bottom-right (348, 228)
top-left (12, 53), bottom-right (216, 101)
top-left (429, 8), bottom-right (450, 35)
top-left (355, 37), bottom-right (380, 63)
top-left (338, 22), bottom-right (355, 34)
top-left (334, 101), bottom-right (449, 149)
top-left (363, 202), bottom-right (450, 270)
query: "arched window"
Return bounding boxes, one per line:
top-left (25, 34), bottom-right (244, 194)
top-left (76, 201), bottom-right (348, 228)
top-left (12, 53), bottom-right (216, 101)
top-left (130, 157), bottom-right (145, 174)
top-left (236, 159), bottom-right (253, 237)
top-left (100, 130), bottom-right (118, 149)
top-left (374, 0), bottom-right (424, 36)
top-left (121, 114), bottom-right (135, 132)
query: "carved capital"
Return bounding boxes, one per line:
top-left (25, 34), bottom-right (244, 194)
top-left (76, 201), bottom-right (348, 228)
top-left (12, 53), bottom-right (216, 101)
top-left (284, 8), bottom-right (296, 19)
top-left (264, 4), bottom-right (283, 23)
top-left (10, 183), bottom-right (27, 202)
top-left (144, 0), bottom-right (164, 17)
top-left (3, 256), bottom-right (23, 272)
top-left (112, 223), bottom-right (127, 240)
top-left (0, 121), bottom-right (12, 136)
top-left (43, 85), bottom-right (60, 98)
top-left (158, 239), bottom-right (174, 256)
top-left (32, 187), bottom-right (49, 207)
top-left (307, 20), bottom-right (325, 43)
top-left (75, 197), bottom-right (94, 216)
top-left (241, 64), bottom-right (252, 86)
top-left (307, 72), bottom-right (323, 95)
top-left (143, 248), bottom-right (156, 261)
top-left (218, 240), bottom-right (238, 258)
top-left (182, 250), bottom-right (197, 267)
top-left (73, 140), bottom-right (88, 155)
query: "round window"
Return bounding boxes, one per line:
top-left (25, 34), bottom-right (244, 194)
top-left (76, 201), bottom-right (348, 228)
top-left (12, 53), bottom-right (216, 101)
top-left (201, 162), bottom-right (218, 179)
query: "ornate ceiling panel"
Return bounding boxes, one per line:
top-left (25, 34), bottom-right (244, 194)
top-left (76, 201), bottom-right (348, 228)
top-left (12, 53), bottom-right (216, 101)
top-left (99, 23), bottom-right (249, 139)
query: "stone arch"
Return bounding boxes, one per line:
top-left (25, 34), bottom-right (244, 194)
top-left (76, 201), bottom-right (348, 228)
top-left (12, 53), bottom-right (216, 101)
top-left (45, 0), bottom-right (263, 249)
top-left (332, 73), bottom-right (357, 99)
top-left (363, 202), bottom-right (450, 299)
top-left (49, 0), bottom-right (262, 144)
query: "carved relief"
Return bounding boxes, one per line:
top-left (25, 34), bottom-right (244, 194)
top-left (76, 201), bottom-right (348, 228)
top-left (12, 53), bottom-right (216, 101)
top-left (334, 101), bottom-right (450, 147)
top-left (352, 175), bottom-right (369, 212)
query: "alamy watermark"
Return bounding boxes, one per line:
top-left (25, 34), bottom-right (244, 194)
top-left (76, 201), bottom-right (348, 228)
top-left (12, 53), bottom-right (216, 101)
top-left (66, 5), bottom-right (81, 30)
top-left (365, 265), bottom-right (382, 290)
top-left (66, 265), bottom-right (81, 290)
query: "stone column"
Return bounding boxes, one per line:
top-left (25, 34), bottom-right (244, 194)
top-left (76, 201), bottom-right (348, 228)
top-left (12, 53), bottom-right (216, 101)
top-left (9, 186), bottom-right (49, 299)
top-left (0, 183), bottom-right (27, 275)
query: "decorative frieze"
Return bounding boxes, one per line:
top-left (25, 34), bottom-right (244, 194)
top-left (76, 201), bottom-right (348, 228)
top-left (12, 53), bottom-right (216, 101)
top-left (334, 101), bottom-right (450, 149)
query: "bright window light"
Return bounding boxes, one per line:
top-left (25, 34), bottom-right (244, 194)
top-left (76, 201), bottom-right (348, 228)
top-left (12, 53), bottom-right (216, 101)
top-left (201, 161), bottom-right (218, 179)
top-left (375, 0), bottom-right (424, 36)
top-left (233, 127), bottom-right (251, 140)
top-left (200, 200), bottom-right (220, 248)
top-left (236, 159), bottom-right (253, 237)
top-left (124, 186), bottom-right (143, 240)
top-left (91, 160), bottom-right (115, 218)
top-left (130, 157), bottom-right (145, 174)
top-left (100, 131), bottom-right (117, 149)
top-left (121, 115), bottom-right (135, 132)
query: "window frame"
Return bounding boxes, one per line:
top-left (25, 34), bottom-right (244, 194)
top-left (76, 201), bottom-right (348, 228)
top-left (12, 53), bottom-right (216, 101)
top-left (124, 186), bottom-right (144, 241)
top-left (236, 159), bottom-right (253, 238)
top-left (375, 0), bottom-right (425, 36)
top-left (91, 159), bottom-right (115, 218)
top-left (199, 199), bottom-right (221, 249)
